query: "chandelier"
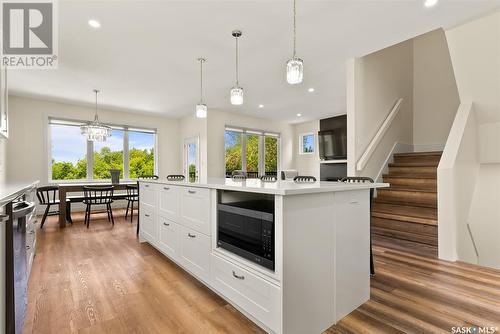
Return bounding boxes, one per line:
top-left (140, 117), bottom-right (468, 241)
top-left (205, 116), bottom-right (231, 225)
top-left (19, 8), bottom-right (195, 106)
top-left (230, 30), bottom-right (244, 105)
top-left (80, 89), bottom-right (112, 142)
top-left (286, 0), bottom-right (303, 84)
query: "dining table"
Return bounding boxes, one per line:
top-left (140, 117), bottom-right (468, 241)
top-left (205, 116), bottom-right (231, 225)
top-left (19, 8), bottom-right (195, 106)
top-left (57, 181), bottom-right (137, 227)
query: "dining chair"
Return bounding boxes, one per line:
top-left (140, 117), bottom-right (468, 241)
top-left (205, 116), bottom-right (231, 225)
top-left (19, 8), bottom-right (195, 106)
top-left (83, 186), bottom-right (115, 228)
top-left (341, 176), bottom-right (375, 276)
top-left (138, 175), bottom-right (159, 180)
top-left (125, 184), bottom-right (138, 222)
top-left (166, 175), bottom-right (185, 181)
top-left (36, 186), bottom-right (73, 228)
top-left (293, 175), bottom-right (317, 183)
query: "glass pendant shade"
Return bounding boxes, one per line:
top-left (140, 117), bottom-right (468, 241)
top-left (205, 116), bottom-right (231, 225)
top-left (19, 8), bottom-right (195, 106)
top-left (195, 103), bottom-right (207, 118)
top-left (286, 57), bottom-right (304, 84)
top-left (230, 86), bottom-right (244, 105)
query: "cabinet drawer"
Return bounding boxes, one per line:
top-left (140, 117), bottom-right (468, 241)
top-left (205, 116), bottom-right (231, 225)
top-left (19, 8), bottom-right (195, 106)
top-left (140, 183), bottom-right (157, 206)
top-left (179, 225), bottom-right (210, 283)
top-left (159, 185), bottom-right (180, 221)
top-left (179, 187), bottom-right (211, 235)
top-left (140, 204), bottom-right (157, 243)
top-left (158, 216), bottom-right (180, 261)
top-left (210, 254), bottom-right (281, 333)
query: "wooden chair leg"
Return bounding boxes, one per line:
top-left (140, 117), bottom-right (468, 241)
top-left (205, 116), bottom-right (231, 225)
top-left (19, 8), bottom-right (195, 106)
top-left (108, 203), bottom-right (115, 226)
top-left (125, 200), bottom-right (130, 219)
top-left (130, 201), bottom-right (134, 222)
top-left (40, 205), bottom-right (50, 229)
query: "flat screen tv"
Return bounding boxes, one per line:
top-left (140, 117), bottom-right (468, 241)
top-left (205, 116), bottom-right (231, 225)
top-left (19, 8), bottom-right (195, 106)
top-left (318, 127), bottom-right (347, 160)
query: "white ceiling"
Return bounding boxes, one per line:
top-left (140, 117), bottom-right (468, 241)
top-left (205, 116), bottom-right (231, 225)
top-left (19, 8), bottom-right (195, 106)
top-left (8, 0), bottom-right (500, 123)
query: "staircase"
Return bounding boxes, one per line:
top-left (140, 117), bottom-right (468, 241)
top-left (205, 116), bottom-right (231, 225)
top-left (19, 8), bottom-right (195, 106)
top-left (372, 151), bottom-right (442, 258)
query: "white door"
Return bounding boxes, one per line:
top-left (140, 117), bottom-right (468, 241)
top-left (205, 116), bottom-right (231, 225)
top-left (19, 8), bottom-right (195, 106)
top-left (184, 137), bottom-right (199, 183)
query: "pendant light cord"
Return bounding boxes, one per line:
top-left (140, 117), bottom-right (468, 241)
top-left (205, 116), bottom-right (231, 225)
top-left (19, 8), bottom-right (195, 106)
top-left (200, 59), bottom-right (204, 103)
top-left (293, 0), bottom-right (297, 58)
top-left (94, 89), bottom-right (99, 122)
top-left (235, 36), bottom-right (239, 86)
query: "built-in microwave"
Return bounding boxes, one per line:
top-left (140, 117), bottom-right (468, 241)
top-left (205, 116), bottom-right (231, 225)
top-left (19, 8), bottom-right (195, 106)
top-left (217, 196), bottom-right (275, 271)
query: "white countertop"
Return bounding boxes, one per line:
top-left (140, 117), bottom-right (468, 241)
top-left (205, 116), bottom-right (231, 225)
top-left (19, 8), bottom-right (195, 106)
top-left (0, 181), bottom-right (39, 207)
top-left (140, 177), bottom-right (388, 195)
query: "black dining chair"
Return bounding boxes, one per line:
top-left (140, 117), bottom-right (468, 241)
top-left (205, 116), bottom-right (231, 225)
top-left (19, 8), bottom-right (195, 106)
top-left (139, 175), bottom-right (159, 180)
top-left (341, 176), bottom-right (375, 276)
top-left (293, 175), bottom-right (317, 183)
top-left (83, 186), bottom-right (115, 228)
top-left (36, 186), bottom-right (73, 228)
top-left (166, 175), bottom-right (185, 181)
top-left (125, 184), bottom-right (138, 222)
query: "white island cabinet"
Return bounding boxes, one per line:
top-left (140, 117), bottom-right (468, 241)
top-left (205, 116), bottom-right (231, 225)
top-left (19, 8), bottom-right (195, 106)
top-left (139, 178), bottom-right (388, 334)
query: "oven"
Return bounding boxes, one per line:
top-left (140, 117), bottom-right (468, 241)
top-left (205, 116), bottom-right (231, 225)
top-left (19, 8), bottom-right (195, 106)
top-left (217, 195), bottom-right (275, 271)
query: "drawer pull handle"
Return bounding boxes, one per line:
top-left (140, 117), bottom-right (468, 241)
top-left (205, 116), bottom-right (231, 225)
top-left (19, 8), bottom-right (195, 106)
top-left (163, 187), bottom-right (170, 190)
top-left (26, 245), bottom-right (31, 250)
top-left (349, 200), bottom-right (359, 204)
top-left (144, 185), bottom-right (150, 188)
top-left (163, 222), bottom-right (170, 226)
top-left (29, 230), bottom-right (35, 234)
top-left (145, 214), bottom-right (151, 218)
top-left (188, 190), bottom-right (196, 194)
top-left (232, 271), bottom-right (245, 280)
top-left (188, 233), bottom-right (196, 238)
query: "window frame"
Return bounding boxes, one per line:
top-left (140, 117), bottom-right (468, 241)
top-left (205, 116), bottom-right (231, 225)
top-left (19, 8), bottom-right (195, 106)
top-left (299, 132), bottom-right (315, 155)
top-left (224, 126), bottom-right (281, 178)
top-left (48, 117), bottom-right (157, 183)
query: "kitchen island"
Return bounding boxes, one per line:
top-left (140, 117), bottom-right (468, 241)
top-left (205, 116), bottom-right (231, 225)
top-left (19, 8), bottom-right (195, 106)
top-left (138, 178), bottom-right (387, 334)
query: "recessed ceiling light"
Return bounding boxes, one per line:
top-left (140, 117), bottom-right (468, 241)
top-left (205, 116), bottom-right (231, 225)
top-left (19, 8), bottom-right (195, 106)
top-left (88, 20), bottom-right (101, 28)
top-left (308, 88), bottom-right (315, 93)
top-left (259, 104), bottom-right (264, 108)
top-left (297, 113), bottom-right (302, 117)
top-left (424, 0), bottom-right (438, 8)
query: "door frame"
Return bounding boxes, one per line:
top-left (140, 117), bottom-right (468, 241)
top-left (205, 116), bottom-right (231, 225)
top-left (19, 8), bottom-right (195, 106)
top-left (183, 136), bottom-right (200, 182)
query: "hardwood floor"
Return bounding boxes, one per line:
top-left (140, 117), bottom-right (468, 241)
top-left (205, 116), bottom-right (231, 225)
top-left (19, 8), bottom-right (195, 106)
top-left (25, 211), bottom-right (500, 334)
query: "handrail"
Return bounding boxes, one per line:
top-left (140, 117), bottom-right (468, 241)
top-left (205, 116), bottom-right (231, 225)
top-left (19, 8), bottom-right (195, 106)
top-left (356, 98), bottom-right (403, 171)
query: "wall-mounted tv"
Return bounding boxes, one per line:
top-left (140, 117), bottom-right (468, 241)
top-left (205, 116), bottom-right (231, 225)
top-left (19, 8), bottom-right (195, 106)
top-left (318, 115), bottom-right (347, 160)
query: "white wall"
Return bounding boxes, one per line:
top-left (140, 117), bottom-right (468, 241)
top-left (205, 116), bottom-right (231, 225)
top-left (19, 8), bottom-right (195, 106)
top-left (446, 10), bottom-right (500, 124)
top-left (206, 109), bottom-right (294, 178)
top-left (348, 39), bottom-right (414, 178)
top-left (6, 96), bottom-right (181, 185)
top-left (479, 122), bottom-right (500, 163)
top-left (293, 120), bottom-right (320, 179)
top-left (413, 29), bottom-right (460, 151)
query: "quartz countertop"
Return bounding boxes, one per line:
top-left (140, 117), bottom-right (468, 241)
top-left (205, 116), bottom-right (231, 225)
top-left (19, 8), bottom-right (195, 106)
top-left (139, 177), bottom-right (388, 195)
top-left (0, 181), bottom-right (39, 207)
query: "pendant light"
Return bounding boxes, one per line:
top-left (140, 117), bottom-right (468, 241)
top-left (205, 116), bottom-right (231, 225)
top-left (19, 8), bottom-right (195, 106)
top-left (286, 0), bottom-right (303, 84)
top-left (195, 58), bottom-right (207, 118)
top-left (230, 30), bottom-right (244, 105)
top-left (80, 89), bottom-right (112, 142)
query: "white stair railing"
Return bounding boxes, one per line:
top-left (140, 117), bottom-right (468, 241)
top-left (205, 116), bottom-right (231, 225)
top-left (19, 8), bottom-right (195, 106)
top-left (356, 98), bottom-right (403, 171)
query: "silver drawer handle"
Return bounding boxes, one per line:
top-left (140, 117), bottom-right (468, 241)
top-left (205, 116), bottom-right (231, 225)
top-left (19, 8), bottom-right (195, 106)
top-left (188, 190), bottom-right (196, 194)
top-left (232, 271), bottom-right (245, 280)
top-left (349, 200), bottom-right (359, 204)
top-left (163, 187), bottom-right (170, 190)
top-left (163, 222), bottom-right (170, 226)
top-left (145, 214), bottom-right (151, 217)
top-left (26, 245), bottom-right (31, 250)
top-left (29, 230), bottom-right (35, 234)
top-left (188, 233), bottom-right (196, 238)
top-left (144, 184), bottom-right (149, 187)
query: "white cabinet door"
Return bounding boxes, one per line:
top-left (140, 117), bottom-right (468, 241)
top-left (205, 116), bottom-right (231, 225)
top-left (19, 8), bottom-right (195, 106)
top-left (210, 254), bottom-right (281, 334)
top-left (158, 216), bottom-right (180, 261)
top-left (178, 225), bottom-right (210, 283)
top-left (179, 187), bottom-right (211, 235)
top-left (140, 182), bottom-right (157, 206)
top-left (140, 204), bottom-right (157, 243)
top-left (159, 185), bottom-right (180, 221)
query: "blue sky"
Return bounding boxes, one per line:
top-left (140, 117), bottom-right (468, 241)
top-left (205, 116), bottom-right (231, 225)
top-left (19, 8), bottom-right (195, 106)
top-left (51, 125), bottom-right (155, 165)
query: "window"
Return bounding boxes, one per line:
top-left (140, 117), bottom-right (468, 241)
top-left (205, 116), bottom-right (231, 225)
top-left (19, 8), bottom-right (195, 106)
top-left (299, 133), bottom-right (315, 154)
top-left (49, 118), bottom-right (156, 181)
top-left (224, 127), bottom-right (280, 178)
top-left (50, 122), bottom-right (88, 180)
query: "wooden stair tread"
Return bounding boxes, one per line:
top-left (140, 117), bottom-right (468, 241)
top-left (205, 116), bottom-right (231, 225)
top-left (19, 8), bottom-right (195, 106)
top-left (388, 162), bottom-right (439, 167)
top-left (372, 211), bottom-right (437, 226)
top-left (372, 202), bottom-right (437, 220)
top-left (384, 173), bottom-right (437, 179)
top-left (378, 187), bottom-right (437, 194)
top-left (393, 151), bottom-right (442, 157)
top-left (372, 226), bottom-right (437, 244)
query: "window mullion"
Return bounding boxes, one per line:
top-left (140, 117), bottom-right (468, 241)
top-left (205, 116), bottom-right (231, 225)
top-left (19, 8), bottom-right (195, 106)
top-left (241, 132), bottom-right (247, 173)
top-left (87, 140), bottom-right (93, 181)
top-left (123, 129), bottom-right (129, 179)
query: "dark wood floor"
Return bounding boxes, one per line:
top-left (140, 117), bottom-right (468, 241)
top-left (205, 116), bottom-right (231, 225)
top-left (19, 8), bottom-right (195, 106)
top-left (24, 211), bottom-right (500, 333)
